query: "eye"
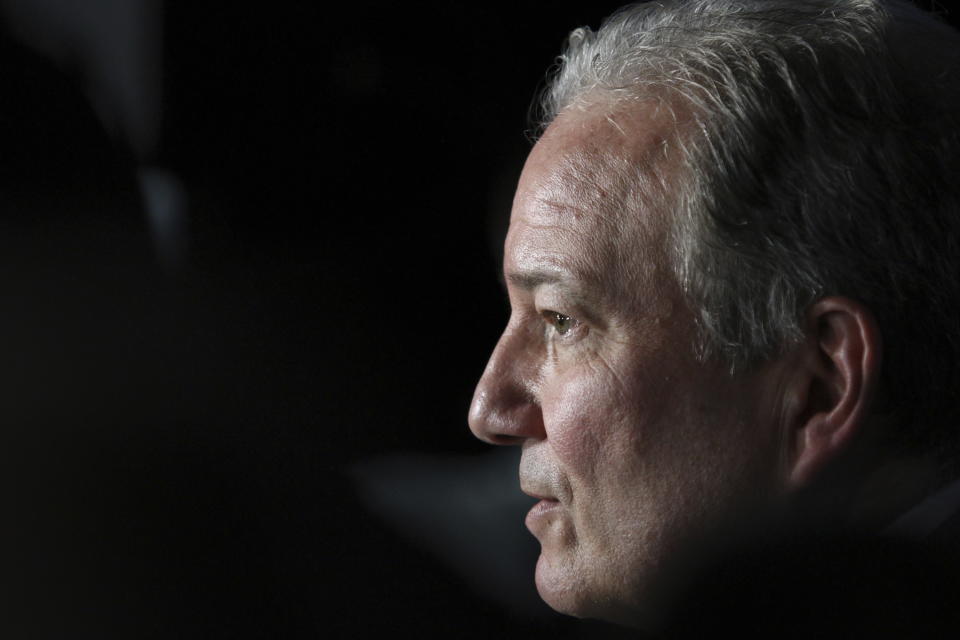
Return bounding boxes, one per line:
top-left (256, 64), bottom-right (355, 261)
top-left (543, 310), bottom-right (578, 337)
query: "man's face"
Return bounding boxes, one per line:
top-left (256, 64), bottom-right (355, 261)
top-left (469, 105), bottom-right (785, 626)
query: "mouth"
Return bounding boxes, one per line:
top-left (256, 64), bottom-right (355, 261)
top-left (524, 495), bottom-right (561, 534)
top-left (521, 484), bottom-right (561, 523)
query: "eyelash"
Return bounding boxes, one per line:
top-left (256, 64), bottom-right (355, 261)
top-left (541, 310), bottom-right (580, 339)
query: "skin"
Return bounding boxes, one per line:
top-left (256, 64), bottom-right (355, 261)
top-left (468, 103), bottom-right (794, 627)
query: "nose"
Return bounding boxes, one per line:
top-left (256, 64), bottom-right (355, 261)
top-left (468, 323), bottom-right (545, 445)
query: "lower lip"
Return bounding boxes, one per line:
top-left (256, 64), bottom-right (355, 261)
top-left (525, 499), bottom-right (561, 530)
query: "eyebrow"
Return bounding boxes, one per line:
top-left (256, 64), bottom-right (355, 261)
top-left (505, 268), bottom-right (608, 328)
top-left (505, 270), bottom-right (566, 291)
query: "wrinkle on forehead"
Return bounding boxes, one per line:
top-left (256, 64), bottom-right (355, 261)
top-left (506, 219), bottom-right (610, 300)
top-left (508, 100), bottom-right (687, 320)
top-left (521, 100), bottom-right (682, 218)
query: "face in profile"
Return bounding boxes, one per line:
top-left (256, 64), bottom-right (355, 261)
top-left (469, 105), bottom-right (786, 626)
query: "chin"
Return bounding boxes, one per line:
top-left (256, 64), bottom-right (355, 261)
top-left (533, 549), bottom-right (666, 630)
top-left (534, 551), bottom-right (626, 624)
top-left (534, 552), bottom-right (584, 617)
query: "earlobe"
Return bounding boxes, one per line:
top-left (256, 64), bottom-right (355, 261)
top-left (785, 297), bottom-right (882, 488)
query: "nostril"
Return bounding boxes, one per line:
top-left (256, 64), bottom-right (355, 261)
top-left (468, 388), bottom-right (498, 444)
top-left (468, 329), bottom-right (545, 444)
top-left (468, 380), bottom-right (544, 445)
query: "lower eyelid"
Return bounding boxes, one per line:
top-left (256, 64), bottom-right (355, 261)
top-left (543, 312), bottom-right (583, 338)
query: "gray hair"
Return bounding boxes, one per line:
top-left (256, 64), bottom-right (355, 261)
top-left (541, 0), bottom-right (960, 459)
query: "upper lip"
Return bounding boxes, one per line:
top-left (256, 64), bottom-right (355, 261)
top-left (519, 447), bottom-right (560, 501)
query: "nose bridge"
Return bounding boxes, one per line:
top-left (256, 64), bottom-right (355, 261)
top-left (468, 318), bottom-right (545, 445)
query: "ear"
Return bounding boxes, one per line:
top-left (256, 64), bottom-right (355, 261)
top-left (784, 297), bottom-right (882, 488)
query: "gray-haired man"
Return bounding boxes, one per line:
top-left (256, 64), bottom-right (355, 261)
top-left (470, 0), bottom-right (960, 632)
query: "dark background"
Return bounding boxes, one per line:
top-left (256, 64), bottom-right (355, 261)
top-left (0, 2), bottom-right (628, 638)
top-left (2, 2), bottom-right (956, 638)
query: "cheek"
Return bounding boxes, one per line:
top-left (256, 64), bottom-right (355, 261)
top-left (541, 355), bottom-right (675, 482)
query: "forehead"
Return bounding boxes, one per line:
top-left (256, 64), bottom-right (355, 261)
top-left (515, 103), bottom-right (675, 218)
top-left (507, 102), bottom-right (683, 308)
